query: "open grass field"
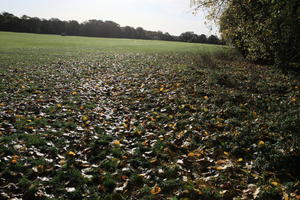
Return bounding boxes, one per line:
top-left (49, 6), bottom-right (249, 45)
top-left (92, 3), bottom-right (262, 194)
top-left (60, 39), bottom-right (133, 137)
top-left (0, 31), bottom-right (300, 200)
top-left (0, 32), bottom-right (224, 67)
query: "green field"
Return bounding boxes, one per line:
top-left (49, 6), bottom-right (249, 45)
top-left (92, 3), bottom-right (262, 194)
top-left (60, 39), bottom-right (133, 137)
top-left (0, 31), bottom-right (299, 200)
top-left (0, 31), bottom-right (225, 67)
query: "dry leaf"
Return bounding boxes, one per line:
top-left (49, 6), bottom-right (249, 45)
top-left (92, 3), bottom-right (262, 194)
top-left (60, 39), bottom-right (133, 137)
top-left (258, 140), bottom-right (265, 146)
top-left (150, 184), bottom-right (161, 194)
top-left (82, 115), bottom-right (89, 121)
top-left (271, 181), bottom-right (279, 186)
top-left (113, 140), bottom-right (121, 145)
top-left (67, 151), bottom-right (76, 156)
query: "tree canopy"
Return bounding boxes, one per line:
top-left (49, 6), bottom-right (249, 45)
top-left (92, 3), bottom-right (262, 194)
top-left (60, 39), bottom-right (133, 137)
top-left (192, 0), bottom-right (300, 67)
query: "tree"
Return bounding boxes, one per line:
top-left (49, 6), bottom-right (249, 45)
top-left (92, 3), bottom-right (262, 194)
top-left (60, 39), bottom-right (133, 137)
top-left (207, 35), bottom-right (219, 44)
top-left (48, 18), bottom-right (66, 34)
top-left (0, 12), bottom-right (20, 32)
top-left (122, 26), bottom-right (137, 38)
top-left (192, 0), bottom-right (300, 67)
top-left (65, 20), bottom-right (80, 35)
top-left (179, 32), bottom-right (196, 42)
top-left (103, 21), bottom-right (122, 38)
top-left (198, 34), bottom-right (208, 43)
top-left (80, 20), bottom-right (104, 37)
top-left (162, 32), bottom-right (175, 41)
top-left (136, 27), bottom-right (146, 39)
top-left (0, 11), bottom-right (216, 46)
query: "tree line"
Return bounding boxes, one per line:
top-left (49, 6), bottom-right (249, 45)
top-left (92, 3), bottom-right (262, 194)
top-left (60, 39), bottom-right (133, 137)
top-left (0, 12), bottom-right (224, 45)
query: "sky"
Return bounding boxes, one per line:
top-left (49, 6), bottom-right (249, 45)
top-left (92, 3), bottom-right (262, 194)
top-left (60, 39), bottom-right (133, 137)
top-left (1, 0), bottom-right (217, 36)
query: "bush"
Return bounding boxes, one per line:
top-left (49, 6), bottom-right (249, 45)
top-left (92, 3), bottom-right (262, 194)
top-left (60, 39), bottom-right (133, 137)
top-left (219, 0), bottom-right (300, 67)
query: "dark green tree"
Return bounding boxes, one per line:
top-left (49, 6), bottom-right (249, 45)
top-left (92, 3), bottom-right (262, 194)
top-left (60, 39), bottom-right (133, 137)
top-left (192, 0), bottom-right (300, 67)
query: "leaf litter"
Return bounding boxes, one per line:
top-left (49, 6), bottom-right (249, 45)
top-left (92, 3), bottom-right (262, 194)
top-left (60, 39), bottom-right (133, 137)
top-left (0, 52), bottom-right (300, 199)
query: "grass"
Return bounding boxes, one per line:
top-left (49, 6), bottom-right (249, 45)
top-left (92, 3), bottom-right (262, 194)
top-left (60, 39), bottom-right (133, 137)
top-left (0, 31), bottom-right (225, 67)
top-left (0, 31), bottom-right (300, 199)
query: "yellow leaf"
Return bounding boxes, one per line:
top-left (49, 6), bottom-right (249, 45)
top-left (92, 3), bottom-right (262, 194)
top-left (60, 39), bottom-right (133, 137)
top-left (176, 130), bottom-right (186, 139)
top-left (113, 140), bottom-right (121, 145)
top-left (168, 123), bottom-right (176, 128)
top-left (179, 105), bottom-right (185, 109)
top-left (59, 159), bottom-right (66, 165)
top-left (258, 140), bottom-right (265, 146)
top-left (159, 87), bottom-right (164, 92)
top-left (142, 140), bottom-right (149, 146)
top-left (150, 184), bottom-right (161, 194)
top-left (203, 108), bottom-right (209, 112)
top-left (216, 166), bottom-right (226, 170)
top-left (56, 104), bottom-right (62, 108)
top-left (71, 91), bottom-right (78, 95)
top-left (204, 96), bottom-right (209, 100)
top-left (188, 152), bottom-right (196, 157)
top-left (224, 151), bottom-right (229, 156)
top-left (283, 193), bottom-right (289, 200)
top-left (237, 158), bottom-right (243, 162)
top-left (215, 122), bottom-right (224, 128)
top-left (150, 158), bottom-right (158, 163)
top-left (271, 181), bottom-right (279, 186)
top-left (233, 130), bottom-right (240, 136)
top-left (67, 151), bottom-right (76, 156)
top-left (82, 115), bottom-right (89, 121)
top-left (0, 103), bottom-right (5, 107)
top-left (15, 115), bottom-right (24, 119)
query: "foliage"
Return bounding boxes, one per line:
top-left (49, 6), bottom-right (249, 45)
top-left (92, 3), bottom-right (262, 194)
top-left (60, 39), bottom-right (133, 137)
top-left (192, 0), bottom-right (300, 67)
top-left (179, 31), bottom-right (224, 44)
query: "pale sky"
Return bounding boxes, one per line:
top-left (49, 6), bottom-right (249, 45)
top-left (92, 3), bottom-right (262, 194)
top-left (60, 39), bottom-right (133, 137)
top-left (1, 0), bottom-right (216, 36)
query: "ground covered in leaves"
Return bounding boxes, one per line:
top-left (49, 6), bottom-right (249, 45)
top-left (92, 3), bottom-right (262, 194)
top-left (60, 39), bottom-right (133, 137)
top-left (1, 38), bottom-right (300, 199)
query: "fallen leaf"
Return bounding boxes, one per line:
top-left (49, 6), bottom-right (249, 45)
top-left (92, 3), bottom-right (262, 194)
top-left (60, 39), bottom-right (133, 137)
top-left (216, 166), bottom-right (226, 170)
top-left (67, 151), bottom-right (76, 156)
top-left (150, 184), bottom-right (161, 194)
top-left (271, 181), bottom-right (279, 186)
top-left (71, 91), bottom-right (78, 95)
top-left (82, 115), bottom-right (89, 121)
top-left (113, 140), bottom-right (121, 145)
